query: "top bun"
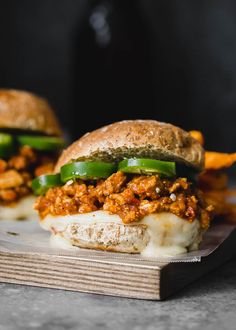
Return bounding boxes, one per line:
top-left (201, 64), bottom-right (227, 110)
top-left (55, 120), bottom-right (204, 172)
top-left (0, 89), bottom-right (62, 136)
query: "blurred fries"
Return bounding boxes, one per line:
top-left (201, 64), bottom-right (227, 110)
top-left (190, 130), bottom-right (236, 170)
top-left (189, 130), bottom-right (236, 222)
top-left (205, 152), bottom-right (236, 170)
top-left (189, 130), bottom-right (204, 146)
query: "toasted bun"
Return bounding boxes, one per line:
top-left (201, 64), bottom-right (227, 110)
top-left (55, 120), bottom-right (204, 172)
top-left (54, 223), bottom-right (149, 253)
top-left (0, 89), bottom-right (62, 136)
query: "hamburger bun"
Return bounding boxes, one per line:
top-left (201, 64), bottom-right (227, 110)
top-left (0, 89), bottom-right (62, 136)
top-left (55, 120), bottom-right (204, 172)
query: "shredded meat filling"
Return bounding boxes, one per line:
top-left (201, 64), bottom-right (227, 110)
top-left (35, 171), bottom-right (213, 229)
top-left (0, 146), bottom-right (56, 205)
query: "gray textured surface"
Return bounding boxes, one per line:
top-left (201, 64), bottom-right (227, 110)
top-left (0, 256), bottom-right (236, 330)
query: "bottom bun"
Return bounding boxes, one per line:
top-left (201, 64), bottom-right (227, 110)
top-left (41, 211), bottom-right (203, 257)
top-left (0, 196), bottom-right (37, 220)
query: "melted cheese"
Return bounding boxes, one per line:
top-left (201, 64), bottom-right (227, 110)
top-left (50, 234), bottom-right (78, 250)
top-left (0, 196), bottom-right (37, 220)
top-left (41, 211), bottom-right (202, 257)
top-left (140, 213), bottom-right (201, 257)
top-left (41, 211), bottom-right (121, 231)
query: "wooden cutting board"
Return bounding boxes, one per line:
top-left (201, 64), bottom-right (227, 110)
top-left (0, 220), bottom-right (235, 300)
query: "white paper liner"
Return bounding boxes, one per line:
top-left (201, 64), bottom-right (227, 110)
top-left (0, 218), bottom-right (235, 265)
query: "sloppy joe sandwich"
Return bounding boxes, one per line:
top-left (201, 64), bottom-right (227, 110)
top-left (0, 89), bottom-right (64, 220)
top-left (34, 120), bottom-right (220, 257)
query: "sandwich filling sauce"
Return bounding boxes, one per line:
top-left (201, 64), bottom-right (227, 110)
top-left (35, 171), bottom-right (213, 229)
top-left (0, 145), bottom-right (56, 206)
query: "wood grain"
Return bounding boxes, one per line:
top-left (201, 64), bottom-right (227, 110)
top-left (0, 223), bottom-right (236, 300)
top-left (0, 252), bottom-right (162, 299)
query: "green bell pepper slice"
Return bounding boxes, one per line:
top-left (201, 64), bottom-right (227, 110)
top-left (32, 173), bottom-right (62, 195)
top-left (0, 133), bottom-right (15, 158)
top-left (118, 158), bottom-right (176, 177)
top-left (17, 135), bottom-right (65, 151)
top-left (60, 161), bottom-right (117, 182)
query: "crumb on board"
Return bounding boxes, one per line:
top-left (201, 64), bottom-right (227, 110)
top-left (6, 231), bottom-right (19, 236)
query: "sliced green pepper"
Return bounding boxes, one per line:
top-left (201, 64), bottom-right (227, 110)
top-left (60, 161), bottom-right (117, 182)
top-left (118, 158), bottom-right (176, 177)
top-left (0, 133), bottom-right (15, 158)
top-left (17, 135), bottom-right (65, 151)
top-left (32, 174), bottom-right (62, 195)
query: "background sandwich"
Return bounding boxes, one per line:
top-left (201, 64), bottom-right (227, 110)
top-left (0, 89), bottom-right (64, 220)
top-left (34, 120), bottom-right (215, 257)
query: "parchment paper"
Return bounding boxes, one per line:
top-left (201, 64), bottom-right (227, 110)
top-left (0, 218), bottom-right (235, 264)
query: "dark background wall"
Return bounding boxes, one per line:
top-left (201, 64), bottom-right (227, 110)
top-left (0, 0), bottom-right (236, 153)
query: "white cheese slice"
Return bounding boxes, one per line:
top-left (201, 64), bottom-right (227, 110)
top-left (0, 195), bottom-right (37, 220)
top-left (41, 210), bottom-right (202, 257)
